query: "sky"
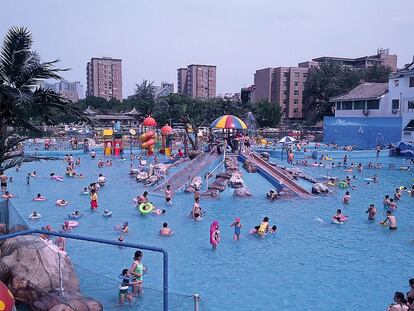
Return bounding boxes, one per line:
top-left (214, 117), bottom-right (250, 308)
top-left (1, 0), bottom-right (413, 98)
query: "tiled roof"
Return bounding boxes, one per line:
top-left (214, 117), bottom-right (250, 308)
top-left (330, 82), bottom-right (388, 102)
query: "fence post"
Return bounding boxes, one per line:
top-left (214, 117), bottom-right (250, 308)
top-left (193, 293), bottom-right (200, 311)
top-left (58, 251), bottom-right (64, 297)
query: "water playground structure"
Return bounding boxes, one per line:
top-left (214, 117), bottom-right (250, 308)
top-left (103, 121), bottom-right (123, 156)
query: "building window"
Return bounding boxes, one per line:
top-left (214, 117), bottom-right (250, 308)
top-left (408, 100), bottom-right (414, 109)
top-left (303, 73), bottom-right (307, 78)
top-left (283, 73), bottom-right (288, 78)
top-left (294, 99), bottom-right (298, 105)
top-left (294, 90), bottom-right (299, 96)
top-left (294, 72), bottom-right (300, 78)
top-left (392, 99), bottom-right (400, 110)
top-left (283, 81), bottom-right (287, 86)
top-left (353, 100), bottom-right (365, 110)
top-left (294, 81), bottom-right (299, 87)
top-left (393, 80), bottom-right (399, 86)
top-left (342, 101), bottom-right (352, 110)
top-left (410, 77), bottom-right (414, 87)
top-left (336, 102), bottom-right (341, 110)
top-left (367, 99), bottom-right (380, 110)
top-left (283, 90), bottom-right (287, 95)
top-left (293, 108), bottom-right (299, 114)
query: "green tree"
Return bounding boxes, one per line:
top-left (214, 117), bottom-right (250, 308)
top-left (0, 27), bottom-right (87, 170)
top-left (304, 63), bottom-right (392, 122)
top-left (254, 100), bottom-right (282, 128)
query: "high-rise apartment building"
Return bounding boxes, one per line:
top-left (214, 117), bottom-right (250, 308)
top-left (41, 81), bottom-right (84, 102)
top-left (86, 57), bottom-right (122, 101)
top-left (177, 64), bottom-right (216, 99)
top-left (253, 66), bottom-right (309, 119)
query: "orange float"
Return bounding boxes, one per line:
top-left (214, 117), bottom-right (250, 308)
top-left (0, 281), bottom-right (15, 311)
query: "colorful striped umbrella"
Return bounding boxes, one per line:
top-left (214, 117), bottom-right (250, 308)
top-left (210, 115), bottom-right (248, 129)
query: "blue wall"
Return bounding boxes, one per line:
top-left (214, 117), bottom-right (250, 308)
top-left (323, 117), bottom-right (402, 148)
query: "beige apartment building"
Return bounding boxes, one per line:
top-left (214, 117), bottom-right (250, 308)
top-left (254, 66), bottom-right (309, 119)
top-left (86, 57), bottom-right (122, 101)
top-left (177, 64), bottom-right (216, 99)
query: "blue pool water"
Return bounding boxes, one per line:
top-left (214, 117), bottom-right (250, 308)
top-left (4, 151), bottom-right (414, 310)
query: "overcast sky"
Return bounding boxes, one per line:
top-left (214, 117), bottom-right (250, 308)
top-left (1, 0), bottom-right (413, 97)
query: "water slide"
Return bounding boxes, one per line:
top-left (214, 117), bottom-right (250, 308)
top-left (242, 152), bottom-right (313, 198)
top-left (140, 131), bottom-right (155, 155)
top-left (154, 152), bottom-right (220, 192)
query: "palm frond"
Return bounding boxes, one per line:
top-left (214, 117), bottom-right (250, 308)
top-left (0, 27), bottom-right (33, 86)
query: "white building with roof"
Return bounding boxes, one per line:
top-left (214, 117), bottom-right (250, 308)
top-left (326, 60), bottom-right (414, 146)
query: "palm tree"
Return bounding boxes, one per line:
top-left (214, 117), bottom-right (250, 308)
top-left (0, 27), bottom-right (88, 170)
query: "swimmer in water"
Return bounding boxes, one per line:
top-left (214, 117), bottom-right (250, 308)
top-left (342, 191), bottom-right (351, 204)
top-left (230, 217), bottom-right (244, 240)
top-left (269, 225), bottom-right (277, 233)
top-left (365, 204), bottom-right (376, 220)
top-left (332, 209), bottom-right (348, 223)
top-left (394, 188), bottom-right (401, 201)
top-left (137, 191), bottom-right (149, 204)
top-left (191, 197), bottom-right (202, 220)
top-left (257, 217), bottom-right (269, 237)
top-left (383, 195), bottom-right (391, 208)
top-left (381, 211), bottom-right (397, 230)
top-left (160, 222), bottom-right (173, 236)
top-left (388, 198), bottom-right (398, 211)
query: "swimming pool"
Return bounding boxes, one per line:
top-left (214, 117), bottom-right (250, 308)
top-left (4, 151), bottom-right (414, 310)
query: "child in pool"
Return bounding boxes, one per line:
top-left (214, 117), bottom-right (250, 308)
top-left (160, 222), bottom-right (173, 236)
top-left (119, 269), bottom-right (134, 304)
top-left (120, 222), bottom-right (129, 233)
top-left (230, 217), bottom-right (244, 240)
top-left (269, 225), bottom-right (277, 233)
top-left (165, 185), bottom-right (172, 204)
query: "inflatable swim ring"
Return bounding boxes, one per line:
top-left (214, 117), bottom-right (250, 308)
top-left (138, 203), bottom-right (154, 215)
top-left (68, 221), bottom-right (79, 228)
top-left (154, 209), bottom-right (162, 215)
top-left (399, 186), bottom-right (405, 190)
top-left (68, 212), bottom-right (81, 219)
top-left (338, 181), bottom-right (348, 189)
top-left (332, 216), bottom-right (348, 224)
top-left (327, 182), bottom-right (336, 186)
top-left (56, 200), bottom-right (68, 207)
top-left (364, 178), bottom-right (374, 182)
top-left (82, 191), bottom-right (89, 195)
top-left (345, 169), bottom-right (353, 172)
top-left (103, 211), bottom-right (112, 217)
top-left (29, 212), bottom-right (41, 220)
top-left (33, 197), bottom-right (46, 201)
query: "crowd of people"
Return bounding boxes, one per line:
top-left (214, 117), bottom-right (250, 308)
top-left (0, 140), bottom-right (413, 309)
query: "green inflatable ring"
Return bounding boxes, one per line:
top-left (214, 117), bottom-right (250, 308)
top-left (338, 181), bottom-right (348, 189)
top-left (138, 202), bottom-right (154, 215)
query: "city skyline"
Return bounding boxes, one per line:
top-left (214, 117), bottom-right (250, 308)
top-left (1, 0), bottom-right (413, 97)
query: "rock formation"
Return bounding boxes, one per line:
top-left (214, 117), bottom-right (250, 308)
top-left (0, 235), bottom-right (102, 311)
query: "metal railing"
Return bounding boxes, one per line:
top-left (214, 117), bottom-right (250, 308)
top-left (0, 229), bottom-right (169, 311)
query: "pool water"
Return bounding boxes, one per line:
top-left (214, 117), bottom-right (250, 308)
top-left (4, 151), bottom-right (414, 311)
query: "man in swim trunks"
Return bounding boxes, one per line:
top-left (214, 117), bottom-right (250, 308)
top-left (0, 171), bottom-right (7, 192)
top-left (382, 211), bottom-right (397, 230)
top-left (365, 204), bottom-right (376, 220)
